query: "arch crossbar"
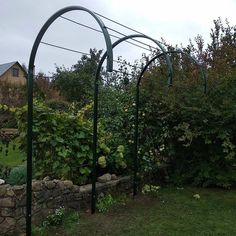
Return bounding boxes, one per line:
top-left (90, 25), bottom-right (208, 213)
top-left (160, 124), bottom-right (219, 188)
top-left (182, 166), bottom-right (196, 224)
top-left (26, 6), bottom-right (113, 236)
top-left (133, 49), bottom-right (207, 196)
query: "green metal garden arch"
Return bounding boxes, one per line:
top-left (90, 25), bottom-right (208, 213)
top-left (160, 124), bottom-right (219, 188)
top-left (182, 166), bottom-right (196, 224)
top-left (26, 6), bottom-right (114, 236)
top-left (133, 49), bottom-right (207, 196)
top-left (91, 33), bottom-right (173, 213)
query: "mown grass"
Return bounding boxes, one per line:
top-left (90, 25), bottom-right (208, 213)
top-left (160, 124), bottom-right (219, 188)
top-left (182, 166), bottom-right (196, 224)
top-left (0, 141), bottom-right (25, 167)
top-left (37, 186), bottom-right (236, 236)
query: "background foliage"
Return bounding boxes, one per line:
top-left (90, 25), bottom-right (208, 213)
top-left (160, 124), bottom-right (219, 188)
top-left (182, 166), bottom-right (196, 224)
top-left (1, 18), bottom-right (235, 189)
top-left (15, 101), bottom-right (127, 184)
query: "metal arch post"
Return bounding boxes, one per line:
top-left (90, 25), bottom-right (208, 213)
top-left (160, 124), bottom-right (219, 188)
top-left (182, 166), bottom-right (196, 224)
top-left (26, 6), bottom-right (113, 236)
top-left (133, 49), bottom-right (207, 196)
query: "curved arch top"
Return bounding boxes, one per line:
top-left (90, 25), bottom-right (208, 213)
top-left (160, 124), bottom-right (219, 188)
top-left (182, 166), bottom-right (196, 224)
top-left (137, 49), bottom-right (207, 93)
top-left (96, 34), bottom-right (173, 85)
top-left (28, 5), bottom-right (113, 73)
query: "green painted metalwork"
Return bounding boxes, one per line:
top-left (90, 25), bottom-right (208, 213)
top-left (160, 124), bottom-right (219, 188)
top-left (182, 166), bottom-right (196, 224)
top-left (133, 49), bottom-right (207, 196)
top-left (92, 34), bottom-right (173, 210)
top-left (137, 49), bottom-right (207, 90)
top-left (27, 6), bottom-right (113, 236)
top-left (97, 34), bottom-right (173, 86)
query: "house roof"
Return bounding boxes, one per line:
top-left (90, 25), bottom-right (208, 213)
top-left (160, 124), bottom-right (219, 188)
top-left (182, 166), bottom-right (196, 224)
top-left (0, 61), bottom-right (27, 77)
top-left (0, 61), bottom-right (18, 76)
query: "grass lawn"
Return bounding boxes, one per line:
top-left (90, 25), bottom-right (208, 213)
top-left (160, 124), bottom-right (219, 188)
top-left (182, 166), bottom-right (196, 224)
top-left (0, 141), bottom-right (25, 167)
top-left (36, 186), bottom-right (236, 236)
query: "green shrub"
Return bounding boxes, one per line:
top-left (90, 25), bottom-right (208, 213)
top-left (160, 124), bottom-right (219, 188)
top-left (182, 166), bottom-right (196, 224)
top-left (0, 110), bottom-right (17, 128)
top-left (96, 193), bottom-right (116, 213)
top-left (137, 68), bottom-right (236, 188)
top-left (0, 163), bottom-right (11, 179)
top-left (32, 209), bottom-right (79, 235)
top-left (142, 184), bottom-right (160, 197)
top-left (7, 164), bottom-right (26, 185)
top-left (46, 99), bottom-right (70, 111)
top-left (43, 207), bottom-right (66, 227)
top-left (15, 101), bottom-right (127, 184)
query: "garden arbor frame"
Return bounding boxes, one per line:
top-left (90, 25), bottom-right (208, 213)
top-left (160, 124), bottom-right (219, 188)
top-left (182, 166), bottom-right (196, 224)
top-left (94, 33), bottom-right (173, 207)
top-left (26, 6), bottom-right (113, 236)
top-left (133, 49), bottom-right (207, 195)
top-left (26, 6), bottom-right (201, 235)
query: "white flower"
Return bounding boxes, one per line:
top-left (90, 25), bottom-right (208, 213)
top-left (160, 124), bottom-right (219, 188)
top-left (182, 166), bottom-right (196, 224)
top-left (193, 194), bottom-right (200, 199)
top-left (159, 144), bottom-right (165, 152)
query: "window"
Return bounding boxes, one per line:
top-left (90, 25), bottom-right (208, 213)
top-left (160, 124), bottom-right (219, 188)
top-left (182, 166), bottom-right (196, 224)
top-left (12, 68), bottom-right (19, 77)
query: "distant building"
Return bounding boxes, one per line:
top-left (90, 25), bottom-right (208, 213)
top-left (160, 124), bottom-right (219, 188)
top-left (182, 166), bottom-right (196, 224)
top-left (0, 61), bottom-right (27, 86)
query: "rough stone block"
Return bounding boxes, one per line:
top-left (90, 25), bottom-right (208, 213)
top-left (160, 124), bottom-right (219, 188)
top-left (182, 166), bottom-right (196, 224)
top-left (34, 190), bottom-right (52, 202)
top-left (79, 184), bottom-right (92, 194)
top-left (105, 181), bottom-right (117, 188)
top-left (62, 189), bottom-right (71, 195)
top-left (44, 180), bottom-right (56, 189)
top-left (0, 184), bottom-right (9, 197)
top-left (52, 179), bottom-right (59, 184)
top-left (16, 216), bottom-right (26, 227)
top-left (51, 189), bottom-right (61, 198)
top-left (72, 185), bottom-right (80, 193)
top-left (6, 188), bottom-right (15, 197)
top-left (97, 173), bottom-right (111, 183)
top-left (96, 182), bottom-right (105, 191)
top-left (1, 207), bottom-right (15, 217)
top-left (66, 201), bottom-right (79, 209)
top-left (57, 181), bottom-right (65, 190)
top-left (73, 193), bottom-right (82, 201)
top-left (17, 194), bottom-right (26, 207)
top-left (46, 200), bottom-right (56, 208)
top-left (0, 216), bottom-right (4, 224)
top-left (32, 181), bottom-right (43, 192)
top-left (0, 197), bottom-right (15, 208)
top-left (12, 185), bottom-right (25, 196)
top-left (111, 174), bottom-right (118, 180)
top-left (15, 207), bottom-right (26, 218)
top-left (1, 217), bottom-right (16, 232)
top-left (63, 180), bottom-right (73, 189)
top-left (43, 176), bottom-right (50, 181)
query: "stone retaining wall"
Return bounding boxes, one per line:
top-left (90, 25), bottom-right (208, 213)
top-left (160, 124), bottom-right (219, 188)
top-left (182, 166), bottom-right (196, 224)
top-left (0, 176), bottom-right (131, 235)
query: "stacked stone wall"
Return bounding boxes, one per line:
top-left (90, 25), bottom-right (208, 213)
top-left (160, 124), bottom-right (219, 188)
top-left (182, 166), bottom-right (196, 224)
top-left (0, 176), bottom-right (131, 235)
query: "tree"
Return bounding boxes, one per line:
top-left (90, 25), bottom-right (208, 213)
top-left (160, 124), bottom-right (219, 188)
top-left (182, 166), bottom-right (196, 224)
top-left (52, 49), bottom-right (103, 107)
top-left (131, 18), bottom-right (236, 187)
top-left (34, 72), bottom-right (62, 101)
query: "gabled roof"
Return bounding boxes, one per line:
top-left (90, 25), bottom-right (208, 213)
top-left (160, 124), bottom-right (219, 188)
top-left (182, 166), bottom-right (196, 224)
top-left (0, 61), bottom-right (17, 76)
top-left (0, 61), bottom-right (27, 77)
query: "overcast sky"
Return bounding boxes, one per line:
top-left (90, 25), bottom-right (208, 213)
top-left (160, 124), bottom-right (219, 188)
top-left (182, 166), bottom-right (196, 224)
top-left (1, 0), bottom-right (236, 74)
